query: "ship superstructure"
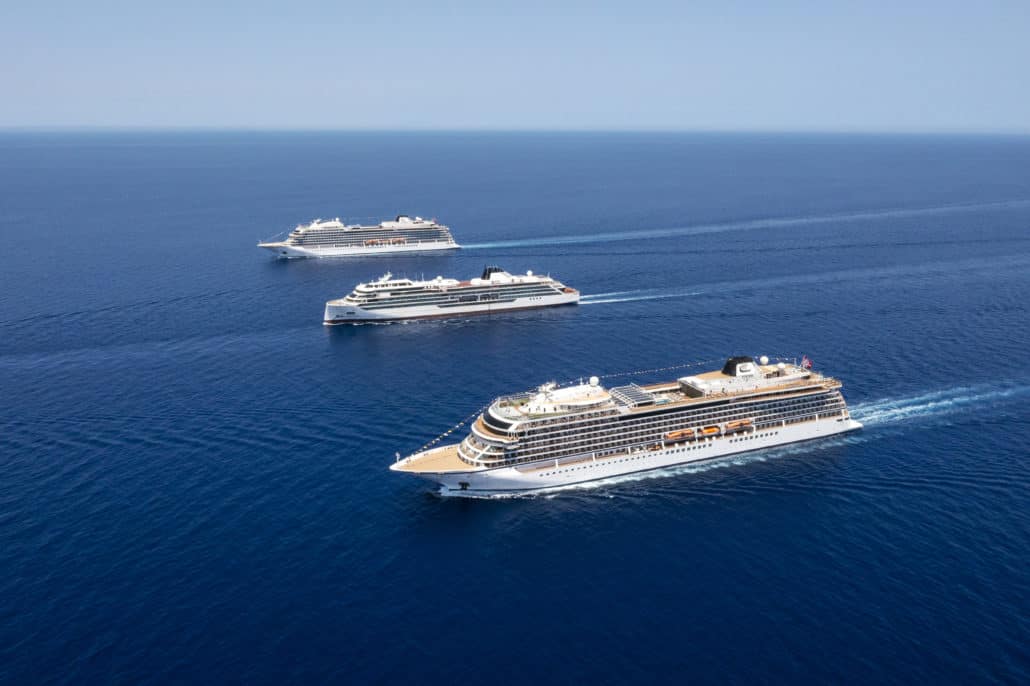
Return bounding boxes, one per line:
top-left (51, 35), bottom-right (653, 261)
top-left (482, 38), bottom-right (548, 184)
top-left (391, 356), bottom-right (862, 494)
top-left (258, 215), bottom-right (458, 258)
top-left (324, 266), bottom-right (579, 324)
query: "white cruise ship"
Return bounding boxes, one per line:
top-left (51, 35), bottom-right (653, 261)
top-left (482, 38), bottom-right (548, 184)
top-left (258, 215), bottom-right (458, 258)
top-left (392, 356), bottom-right (862, 495)
top-left (323, 266), bottom-right (579, 324)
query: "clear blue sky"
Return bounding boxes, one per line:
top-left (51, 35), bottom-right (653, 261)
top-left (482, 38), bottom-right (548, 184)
top-left (3, 0), bottom-right (1028, 132)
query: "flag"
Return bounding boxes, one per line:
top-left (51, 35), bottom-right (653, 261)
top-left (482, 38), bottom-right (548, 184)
top-left (801, 355), bottom-right (813, 369)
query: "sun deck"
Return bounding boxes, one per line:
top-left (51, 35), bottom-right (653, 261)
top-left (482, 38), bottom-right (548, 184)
top-left (494, 384), bottom-right (611, 419)
top-left (483, 366), bottom-right (839, 429)
top-left (634, 374), bottom-right (839, 411)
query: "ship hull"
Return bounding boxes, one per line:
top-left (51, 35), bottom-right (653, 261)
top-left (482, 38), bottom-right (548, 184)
top-left (399, 416), bottom-right (862, 495)
top-left (324, 292), bottom-right (579, 324)
top-left (258, 240), bottom-right (459, 259)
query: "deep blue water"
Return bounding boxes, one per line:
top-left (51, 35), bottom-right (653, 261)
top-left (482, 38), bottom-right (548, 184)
top-left (2, 132), bottom-right (1029, 684)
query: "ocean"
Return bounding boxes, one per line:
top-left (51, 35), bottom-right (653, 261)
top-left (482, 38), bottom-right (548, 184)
top-left (1, 132), bottom-right (1028, 684)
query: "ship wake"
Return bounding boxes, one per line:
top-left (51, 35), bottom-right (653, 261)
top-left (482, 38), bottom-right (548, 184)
top-left (849, 381), bottom-right (1030, 427)
top-left (580, 289), bottom-right (702, 305)
top-left (579, 254), bottom-right (1030, 307)
top-left (462, 198), bottom-right (1030, 250)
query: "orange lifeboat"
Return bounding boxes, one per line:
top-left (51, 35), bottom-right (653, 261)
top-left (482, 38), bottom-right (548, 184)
top-left (725, 419), bottom-right (753, 433)
top-left (665, 429), bottom-right (695, 442)
top-left (701, 426), bottom-right (720, 436)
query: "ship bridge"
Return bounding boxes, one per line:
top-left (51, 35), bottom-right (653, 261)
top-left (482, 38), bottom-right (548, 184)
top-left (677, 356), bottom-right (821, 399)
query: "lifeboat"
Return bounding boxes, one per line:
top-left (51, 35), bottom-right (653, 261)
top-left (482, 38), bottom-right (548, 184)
top-left (725, 419), bottom-right (753, 433)
top-left (665, 428), bottom-right (695, 442)
top-left (701, 426), bottom-right (721, 436)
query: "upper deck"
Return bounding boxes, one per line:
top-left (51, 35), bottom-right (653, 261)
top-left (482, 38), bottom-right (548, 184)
top-left (489, 357), bottom-right (837, 427)
top-left (637, 372), bottom-right (838, 409)
top-left (355, 267), bottom-right (560, 293)
top-left (494, 382), bottom-right (610, 420)
top-left (329, 267), bottom-right (571, 307)
top-left (296, 215), bottom-right (445, 233)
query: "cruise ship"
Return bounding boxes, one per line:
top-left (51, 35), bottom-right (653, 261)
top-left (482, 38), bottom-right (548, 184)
top-left (391, 356), bottom-right (862, 494)
top-left (257, 215), bottom-right (458, 258)
top-left (323, 266), bottom-right (579, 324)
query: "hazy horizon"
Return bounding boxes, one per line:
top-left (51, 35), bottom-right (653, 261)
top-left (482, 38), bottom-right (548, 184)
top-left (4, 1), bottom-right (1029, 134)
top-left (3, 127), bottom-right (1029, 137)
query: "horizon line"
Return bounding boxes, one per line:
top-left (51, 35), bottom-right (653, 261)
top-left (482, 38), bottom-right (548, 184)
top-left (2, 125), bottom-right (1030, 137)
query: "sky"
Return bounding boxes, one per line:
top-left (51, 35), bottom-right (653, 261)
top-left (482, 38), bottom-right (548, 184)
top-left (2, 0), bottom-right (1029, 132)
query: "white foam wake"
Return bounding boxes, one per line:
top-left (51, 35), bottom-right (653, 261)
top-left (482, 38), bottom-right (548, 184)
top-left (580, 290), bottom-right (702, 305)
top-left (850, 382), bottom-right (1030, 426)
top-left (462, 198), bottom-right (1030, 250)
top-left (576, 253), bottom-right (1030, 308)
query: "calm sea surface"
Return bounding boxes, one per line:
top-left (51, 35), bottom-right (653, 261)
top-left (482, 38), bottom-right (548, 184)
top-left (1, 132), bottom-right (1028, 684)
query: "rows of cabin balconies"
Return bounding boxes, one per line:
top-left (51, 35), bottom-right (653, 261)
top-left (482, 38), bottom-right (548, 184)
top-left (507, 395), bottom-right (846, 464)
top-left (469, 392), bottom-right (835, 460)
top-left (457, 435), bottom-right (509, 465)
top-left (463, 392), bottom-right (846, 467)
top-left (513, 390), bottom-right (840, 444)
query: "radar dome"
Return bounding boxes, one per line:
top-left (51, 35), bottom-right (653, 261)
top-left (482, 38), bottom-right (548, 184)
top-left (527, 270), bottom-right (533, 276)
top-left (589, 376), bottom-right (600, 386)
top-left (759, 355), bottom-right (769, 365)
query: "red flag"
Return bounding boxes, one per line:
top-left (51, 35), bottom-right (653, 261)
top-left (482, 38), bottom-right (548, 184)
top-left (801, 355), bottom-right (813, 369)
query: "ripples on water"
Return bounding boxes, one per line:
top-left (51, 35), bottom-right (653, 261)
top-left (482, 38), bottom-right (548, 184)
top-left (1, 133), bottom-right (1028, 684)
